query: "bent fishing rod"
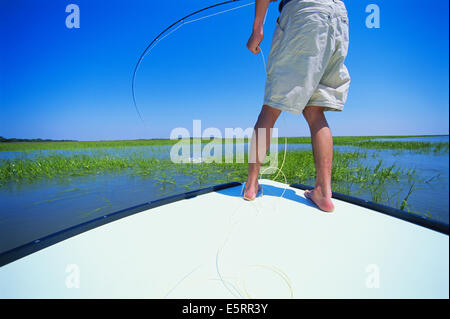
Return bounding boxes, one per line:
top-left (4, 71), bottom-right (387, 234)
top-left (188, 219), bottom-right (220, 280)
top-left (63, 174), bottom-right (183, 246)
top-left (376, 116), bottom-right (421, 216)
top-left (131, 0), bottom-right (255, 125)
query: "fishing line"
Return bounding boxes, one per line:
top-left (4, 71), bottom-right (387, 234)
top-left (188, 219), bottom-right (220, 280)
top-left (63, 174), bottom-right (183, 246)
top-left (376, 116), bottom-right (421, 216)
top-left (242, 264), bottom-right (294, 298)
top-left (132, 0), bottom-right (255, 126)
top-left (163, 264), bottom-right (203, 298)
top-left (135, 0), bottom-right (293, 298)
top-left (254, 46), bottom-right (289, 201)
top-left (215, 46), bottom-right (291, 298)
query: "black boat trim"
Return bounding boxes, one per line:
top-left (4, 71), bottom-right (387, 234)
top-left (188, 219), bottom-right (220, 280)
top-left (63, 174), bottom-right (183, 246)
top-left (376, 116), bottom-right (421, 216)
top-left (0, 182), bottom-right (242, 268)
top-left (290, 183), bottom-right (449, 235)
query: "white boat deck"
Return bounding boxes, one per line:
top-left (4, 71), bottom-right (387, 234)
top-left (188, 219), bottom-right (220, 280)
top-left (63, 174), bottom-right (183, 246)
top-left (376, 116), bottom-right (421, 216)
top-left (0, 179), bottom-right (448, 298)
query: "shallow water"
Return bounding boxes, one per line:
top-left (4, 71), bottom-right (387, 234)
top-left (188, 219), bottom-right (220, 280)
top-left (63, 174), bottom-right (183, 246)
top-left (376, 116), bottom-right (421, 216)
top-left (338, 150), bottom-right (448, 223)
top-left (0, 170), bottom-right (219, 253)
top-left (0, 139), bottom-right (448, 255)
top-left (372, 136), bottom-right (449, 143)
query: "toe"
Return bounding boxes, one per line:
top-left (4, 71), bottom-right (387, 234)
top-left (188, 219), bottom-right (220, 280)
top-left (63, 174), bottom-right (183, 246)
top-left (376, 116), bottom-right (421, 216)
top-left (304, 189), bottom-right (313, 199)
top-left (243, 187), bottom-right (257, 201)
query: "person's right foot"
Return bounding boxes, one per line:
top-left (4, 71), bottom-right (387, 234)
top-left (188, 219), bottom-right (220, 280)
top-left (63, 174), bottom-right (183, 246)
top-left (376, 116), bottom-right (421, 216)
top-left (304, 188), bottom-right (334, 212)
top-left (243, 180), bottom-right (261, 201)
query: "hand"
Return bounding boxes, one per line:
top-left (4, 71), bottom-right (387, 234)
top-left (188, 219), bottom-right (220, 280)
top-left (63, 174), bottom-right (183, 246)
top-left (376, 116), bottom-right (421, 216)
top-left (246, 28), bottom-right (263, 55)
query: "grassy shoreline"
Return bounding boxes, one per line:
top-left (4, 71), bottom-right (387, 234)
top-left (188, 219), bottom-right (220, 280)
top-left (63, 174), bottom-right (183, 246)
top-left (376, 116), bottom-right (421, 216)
top-left (0, 135), bottom-right (448, 153)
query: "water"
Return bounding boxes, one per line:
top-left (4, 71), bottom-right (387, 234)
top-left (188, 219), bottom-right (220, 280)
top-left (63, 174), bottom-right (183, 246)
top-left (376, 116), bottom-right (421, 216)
top-left (0, 139), bottom-right (448, 255)
top-left (340, 149), bottom-right (448, 223)
top-left (0, 170), bottom-right (219, 253)
top-left (372, 136), bottom-right (449, 143)
top-left (0, 146), bottom-right (173, 161)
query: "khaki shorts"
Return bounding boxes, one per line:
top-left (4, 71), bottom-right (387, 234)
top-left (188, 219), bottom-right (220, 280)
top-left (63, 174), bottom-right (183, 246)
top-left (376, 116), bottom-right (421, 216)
top-left (264, 0), bottom-right (350, 114)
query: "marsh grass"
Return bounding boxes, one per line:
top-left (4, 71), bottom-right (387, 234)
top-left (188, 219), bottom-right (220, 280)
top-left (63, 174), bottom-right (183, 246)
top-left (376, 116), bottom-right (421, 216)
top-left (283, 137), bottom-right (448, 154)
top-left (0, 139), bottom-right (179, 152)
top-left (1, 135), bottom-right (448, 154)
top-left (0, 147), bottom-right (428, 213)
top-left (2, 132), bottom-right (446, 217)
top-left (0, 138), bottom-right (248, 152)
top-left (344, 141), bottom-right (448, 154)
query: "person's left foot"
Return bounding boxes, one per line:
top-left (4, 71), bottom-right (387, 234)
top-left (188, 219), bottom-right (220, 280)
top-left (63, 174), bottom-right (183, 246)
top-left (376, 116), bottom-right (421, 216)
top-left (304, 188), bottom-right (334, 212)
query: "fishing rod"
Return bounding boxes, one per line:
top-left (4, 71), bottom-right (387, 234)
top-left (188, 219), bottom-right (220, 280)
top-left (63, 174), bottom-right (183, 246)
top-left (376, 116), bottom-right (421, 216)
top-left (131, 0), bottom-right (254, 125)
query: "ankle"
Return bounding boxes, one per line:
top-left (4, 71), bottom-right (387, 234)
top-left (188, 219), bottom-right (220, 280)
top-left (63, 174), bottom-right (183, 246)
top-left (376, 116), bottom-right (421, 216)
top-left (314, 184), bottom-right (332, 198)
top-left (246, 177), bottom-right (259, 187)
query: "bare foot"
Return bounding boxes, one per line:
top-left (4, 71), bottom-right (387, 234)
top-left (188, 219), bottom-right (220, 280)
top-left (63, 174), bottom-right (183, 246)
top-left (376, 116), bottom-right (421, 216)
top-left (243, 181), bottom-right (260, 201)
top-left (304, 189), bottom-right (335, 212)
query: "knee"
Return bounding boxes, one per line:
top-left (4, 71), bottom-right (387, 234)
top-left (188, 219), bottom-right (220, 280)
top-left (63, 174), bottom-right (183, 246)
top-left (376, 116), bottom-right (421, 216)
top-left (257, 104), bottom-right (281, 125)
top-left (303, 106), bottom-right (325, 123)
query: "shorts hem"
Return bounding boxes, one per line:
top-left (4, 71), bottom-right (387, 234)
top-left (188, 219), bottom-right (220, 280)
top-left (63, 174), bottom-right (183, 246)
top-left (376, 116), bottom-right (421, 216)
top-left (263, 100), bottom-right (302, 115)
top-left (264, 100), bottom-right (344, 114)
top-left (305, 101), bottom-right (344, 112)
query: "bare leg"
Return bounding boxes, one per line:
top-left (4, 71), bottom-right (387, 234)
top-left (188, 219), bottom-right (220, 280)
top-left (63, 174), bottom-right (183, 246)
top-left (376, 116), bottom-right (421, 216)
top-left (244, 104), bottom-right (281, 200)
top-left (302, 106), bottom-right (335, 212)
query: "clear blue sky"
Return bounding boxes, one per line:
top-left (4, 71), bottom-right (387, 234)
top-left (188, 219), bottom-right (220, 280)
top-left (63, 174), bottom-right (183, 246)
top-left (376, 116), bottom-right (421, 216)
top-left (1, 0), bottom-right (449, 140)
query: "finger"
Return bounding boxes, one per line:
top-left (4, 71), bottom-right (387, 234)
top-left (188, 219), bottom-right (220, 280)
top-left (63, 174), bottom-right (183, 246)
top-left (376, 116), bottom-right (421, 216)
top-left (251, 46), bottom-right (260, 55)
top-left (248, 45), bottom-right (258, 54)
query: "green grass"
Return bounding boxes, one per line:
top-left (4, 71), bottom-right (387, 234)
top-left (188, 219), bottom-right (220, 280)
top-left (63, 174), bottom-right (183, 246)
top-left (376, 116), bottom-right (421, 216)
top-left (0, 138), bottom-right (253, 152)
top-left (0, 149), bottom-right (374, 185)
top-left (281, 136), bottom-right (448, 153)
top-left (0, 139), bottom-right (180, 152)
top-left (1, 135), bottom-right (447, 153)
top-left (1, 135), bottom-right (446, 214)
top-left (336, 140), bottom-right (448, 154)
top-left (0, 152), bottom-right (160, 183)
top-left (0, 148), bottom-right (425, 212)
top-left (282, 134), bottom-right (447, 142)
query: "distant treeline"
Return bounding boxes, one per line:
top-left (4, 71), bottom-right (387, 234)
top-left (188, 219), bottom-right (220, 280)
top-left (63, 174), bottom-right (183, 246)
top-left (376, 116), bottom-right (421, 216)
top-left (0, 136), bottom-right (77, 143)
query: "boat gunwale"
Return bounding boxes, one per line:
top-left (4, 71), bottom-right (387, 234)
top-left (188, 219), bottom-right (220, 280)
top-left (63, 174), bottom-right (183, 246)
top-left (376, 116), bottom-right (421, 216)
top-left (0, 181), bottom-right (241, 268)
top-left (290, 183), bottom-right (449, 235)
top-left (1, 180), bottom-right (447, 268)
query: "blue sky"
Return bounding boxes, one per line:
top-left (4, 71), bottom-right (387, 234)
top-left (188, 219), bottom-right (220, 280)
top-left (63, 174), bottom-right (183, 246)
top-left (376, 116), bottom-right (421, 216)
top-left (0, 0), bottom-right (448, 140)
